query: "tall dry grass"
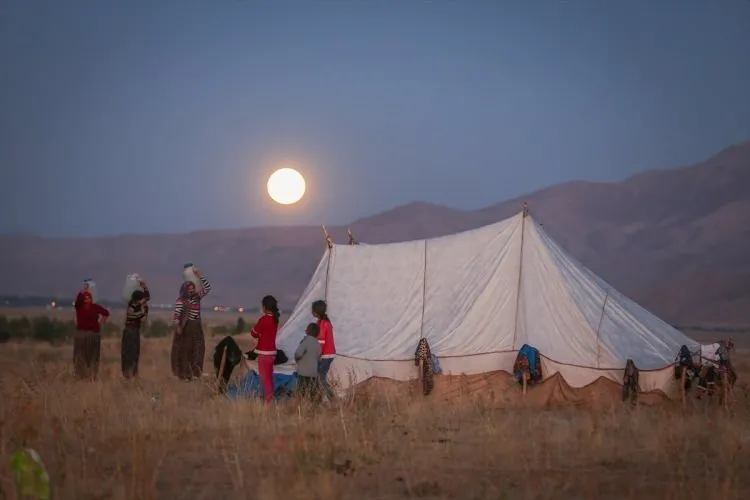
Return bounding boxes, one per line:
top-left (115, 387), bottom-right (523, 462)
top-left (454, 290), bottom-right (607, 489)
top-left (1, 337), bottom-right (749, 500)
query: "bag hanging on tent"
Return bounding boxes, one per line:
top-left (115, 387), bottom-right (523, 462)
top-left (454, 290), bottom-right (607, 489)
top-left (83, 279), bottom-right (98, 303)
top-left (182, 263), bottom-right (203, 292)
top-left (121, 273), bottom-right (142, 303)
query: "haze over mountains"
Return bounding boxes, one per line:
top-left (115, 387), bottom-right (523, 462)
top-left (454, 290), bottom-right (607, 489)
top-left (1, 141), bottom-right (749, 326)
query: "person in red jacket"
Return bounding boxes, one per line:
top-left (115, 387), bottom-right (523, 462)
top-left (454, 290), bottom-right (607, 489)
top-left (312, 300), bottom-right (336, 400)
top-left (73, 289), bottom-right (110, 380)
top-left (249, 295), bottom-right (280, 404)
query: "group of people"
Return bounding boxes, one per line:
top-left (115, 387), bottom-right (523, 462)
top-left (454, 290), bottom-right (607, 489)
top-left (243, 295), bottom-right (336, 404)
top-left (72, 269), bottom-right (338, 404)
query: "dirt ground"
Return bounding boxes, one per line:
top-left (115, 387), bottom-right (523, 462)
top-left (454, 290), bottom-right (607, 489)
top-left (1, 336), bottom-right (749, 500)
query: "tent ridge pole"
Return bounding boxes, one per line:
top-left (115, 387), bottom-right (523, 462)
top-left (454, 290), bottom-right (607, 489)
top-left (512, 202), bottom-right (529, 350)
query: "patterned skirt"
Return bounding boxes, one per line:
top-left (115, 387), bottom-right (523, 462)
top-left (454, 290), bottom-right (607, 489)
top-left (121, 325), bottom-right (141, 379)
top-left (170, 319), bottom-right (205, 380)
top-left (73, 330), bottom-right (101, 380)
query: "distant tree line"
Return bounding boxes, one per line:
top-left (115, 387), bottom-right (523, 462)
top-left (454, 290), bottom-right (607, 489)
top-left (0, 315), bottom-right (249, 344)
top-left (0, 295), bottom-right (124, 309)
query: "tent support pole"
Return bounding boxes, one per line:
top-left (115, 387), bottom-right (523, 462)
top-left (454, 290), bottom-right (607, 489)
top-left (419, 239), bottom-right (428, 339)
top-left (322, 225), bottom-right (333, 250)
top-left (323, 247), bottom-right (333, 303)
top-left (216, 348), bottom-right (227, 393)
top-left (512, 202), bottom-right (529, 350)
top-left (595, 290), bottom-right (610, 369)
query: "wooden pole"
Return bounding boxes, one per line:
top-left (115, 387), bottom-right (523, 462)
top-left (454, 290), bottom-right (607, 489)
top-left (322, 225), bottom-right (333, 249)
top-left (217, 348), bottom-right (227, 393)
top-left (680, 366), bottom-right (687, 411)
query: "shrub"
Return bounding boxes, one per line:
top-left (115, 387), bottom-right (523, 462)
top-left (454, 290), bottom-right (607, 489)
top-left (145, 319), bottom-right (170, 338)
top-left (31, 316), bottom-right (71, 344)
top-left (213, 324), bottom-right (232, 336)
top-left (8, 316), bottom-right (32, 339)
top-left (235, 316), bottom-right (246, 334)
top-left (101, 322), bottom-right (120, 337)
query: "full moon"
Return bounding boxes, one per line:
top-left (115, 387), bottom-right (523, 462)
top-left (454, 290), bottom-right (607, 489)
top-left (267, 167), bottom-right (306, 205)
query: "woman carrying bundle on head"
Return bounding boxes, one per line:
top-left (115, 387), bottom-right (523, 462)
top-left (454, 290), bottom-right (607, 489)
top-left (248, 295), bottom-right (280, 404)
top-left (73, 286), bottom-right (110, 380)
top-left (312, 300), bottom-right (336, 401)
top-left (171, 268), bottom-right (212, 381)
top-left (122, 279), bottom-right (150, 379)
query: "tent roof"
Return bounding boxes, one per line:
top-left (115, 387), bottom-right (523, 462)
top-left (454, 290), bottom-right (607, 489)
top-left (277, 210), bottom-right (697, 372)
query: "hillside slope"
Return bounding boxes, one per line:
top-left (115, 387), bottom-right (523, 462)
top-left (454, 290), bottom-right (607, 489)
top-left (1, 141), bottom-right (748, 325)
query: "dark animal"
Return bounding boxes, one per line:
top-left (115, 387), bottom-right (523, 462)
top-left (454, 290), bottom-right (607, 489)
top-left (212, 336), bottom-right (289, 393)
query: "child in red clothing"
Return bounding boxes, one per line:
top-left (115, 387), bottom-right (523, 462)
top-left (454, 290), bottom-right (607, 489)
top-left (249, 295), bottom-right (280, 404)
top-left (312, 300), bottom-right (336, 400)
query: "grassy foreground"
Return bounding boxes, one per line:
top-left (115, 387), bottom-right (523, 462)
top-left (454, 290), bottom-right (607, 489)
top-left (1, 337), bottom-right (749, 500)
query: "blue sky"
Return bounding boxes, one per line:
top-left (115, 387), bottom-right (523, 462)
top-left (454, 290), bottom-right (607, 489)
top-left (1, 0), bottom-right (749, 237)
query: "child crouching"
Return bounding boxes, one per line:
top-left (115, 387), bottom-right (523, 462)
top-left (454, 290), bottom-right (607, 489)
top-left (295, 323), bottom-right (322, 404)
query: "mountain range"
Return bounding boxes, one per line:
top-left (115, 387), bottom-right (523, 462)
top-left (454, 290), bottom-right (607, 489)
top-left (1, 140), bottom-right (749, 326)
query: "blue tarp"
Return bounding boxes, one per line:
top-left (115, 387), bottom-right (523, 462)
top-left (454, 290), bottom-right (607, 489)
top-left (518, 344), bottom-right (539, 375)
top-left (514, 344), bottom-right (543, 384)
top-left (227, 353), bottom-right (442, 400)
top-left (226, 370), bottom-right (299, 401)
top-left (431, 353), bottom-right (443, 374)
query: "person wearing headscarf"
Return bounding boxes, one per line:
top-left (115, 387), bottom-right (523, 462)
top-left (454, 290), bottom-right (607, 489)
top-left (73, 288), bottom-right (110, 380)
top-left (121, 279), bottom-right (150, 379)
top-left (170, 268), bottom-right (212, 380)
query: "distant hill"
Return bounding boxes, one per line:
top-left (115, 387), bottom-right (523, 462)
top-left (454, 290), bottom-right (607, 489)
top-left (1, 141), bottom-right (748, 326)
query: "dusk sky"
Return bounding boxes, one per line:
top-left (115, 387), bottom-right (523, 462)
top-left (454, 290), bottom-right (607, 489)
top-left (2, 0), bottom-right (749, 237)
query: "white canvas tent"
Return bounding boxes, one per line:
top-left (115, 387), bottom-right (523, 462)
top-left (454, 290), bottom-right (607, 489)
top-left (270, 208), bottom-right (699, 395)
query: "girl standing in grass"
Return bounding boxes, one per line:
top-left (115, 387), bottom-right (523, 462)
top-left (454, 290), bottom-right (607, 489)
top-left (171, 268), bottom-right (212, 380)
top-left (248, 295), bottom-right (280, 404)
top-left (121, 279), bottom-right (150, 379)
top-left (312, 300), bottom-right (336, 400)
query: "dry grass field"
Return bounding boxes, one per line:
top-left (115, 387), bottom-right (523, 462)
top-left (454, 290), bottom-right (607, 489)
top-left (1, 332), bottom-right (750, 499)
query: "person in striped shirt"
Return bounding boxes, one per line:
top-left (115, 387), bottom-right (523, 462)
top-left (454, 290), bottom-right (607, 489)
top-left (121, 279), bottom-right (150, 379)
top-left (170, 268), bottom-right (212, 381)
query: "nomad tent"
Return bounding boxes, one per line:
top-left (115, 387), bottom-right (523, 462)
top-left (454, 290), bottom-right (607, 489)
top-left (252, 205), bottom-right (699, 398)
